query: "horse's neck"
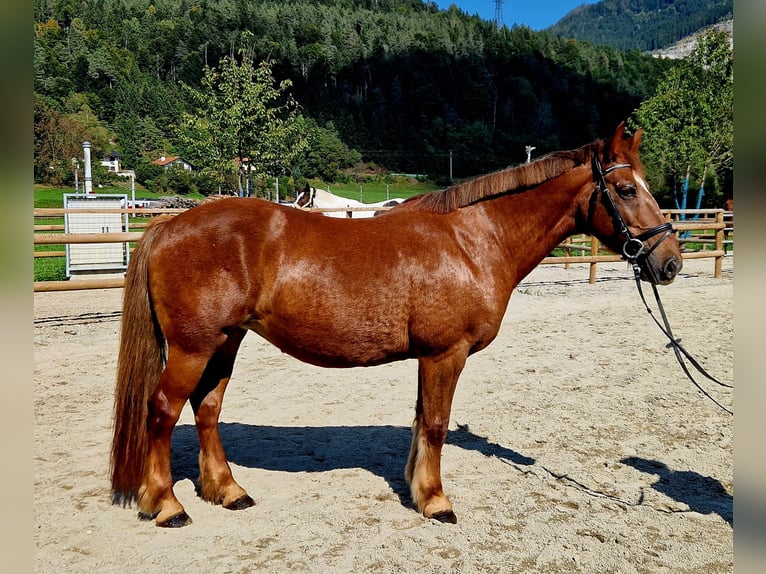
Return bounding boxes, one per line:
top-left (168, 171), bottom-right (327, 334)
top-left (482, 168), bottom-right (591, 282)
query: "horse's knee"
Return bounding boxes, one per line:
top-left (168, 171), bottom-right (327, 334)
top-left (194, 395), bottom-right (222, 429)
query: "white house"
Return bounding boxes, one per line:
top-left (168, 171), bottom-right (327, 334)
top-left (101, 151), bottom-right (122, 173)
top-left (152, 155), bottom-right (194, 171)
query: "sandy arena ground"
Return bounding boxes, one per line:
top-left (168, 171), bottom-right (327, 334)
top-left (34, 257), bottom-right (733, 573)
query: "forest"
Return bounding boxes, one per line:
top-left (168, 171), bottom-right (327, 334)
top-left (548, 0), bottom-right (733, 52)
top-left (34, 0), bottom-right (683, 193)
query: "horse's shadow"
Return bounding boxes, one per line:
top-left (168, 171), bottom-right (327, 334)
top-left (621, 456), bottom-right (733, 525)
top-left (171, 423), bottom-right (534, 507)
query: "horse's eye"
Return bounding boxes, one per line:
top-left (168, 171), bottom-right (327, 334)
top-left (617, 184), bottom-right (637, 198)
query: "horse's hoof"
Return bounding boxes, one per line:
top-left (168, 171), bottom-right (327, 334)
top-left (224, 494), bottom-right (255, 511)
top-left (157, 511), bottom-right (192, 528)
top-left (430, 510), bottom-right (458, 524)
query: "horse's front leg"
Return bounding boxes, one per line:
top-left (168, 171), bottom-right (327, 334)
top-left (405, 347), bottom-right (468, 523)
top-left (189, 329), bottom-right (254, 511)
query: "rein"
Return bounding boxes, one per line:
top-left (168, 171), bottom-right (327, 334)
top-left (591, 157), bottom-right (733, 415)
top-left (631, 269), bottom-right (733, 414)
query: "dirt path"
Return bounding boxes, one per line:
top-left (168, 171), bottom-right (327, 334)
top-left (34, 258), bottom-right (733, 573)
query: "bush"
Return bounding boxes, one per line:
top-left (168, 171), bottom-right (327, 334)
top-left (165, 167), bottom-right (195, 195)
top-left (193, 171), bottom-right (220, 196)
top-left (134, 161), bottom-right (164, 185)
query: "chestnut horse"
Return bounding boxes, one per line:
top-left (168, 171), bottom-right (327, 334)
top-left (110, 122), bottom-right (681, 527)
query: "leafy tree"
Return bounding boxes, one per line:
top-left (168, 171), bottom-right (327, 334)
top-left (133, 160), bottom-right (164, 186)
top-left (629, 29), bottom-right (732, 210)
top-left (176, 35), bottom-right (308, 195)
top-left (34, 92), bottom-right (115, 185)
top-left (297, 119), bottom-right (362, 182)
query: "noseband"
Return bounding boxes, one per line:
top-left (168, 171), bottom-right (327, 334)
top-left (590, 156), bottom-right (673, 269)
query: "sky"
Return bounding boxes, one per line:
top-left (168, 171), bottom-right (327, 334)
top-left (433, 0), bottom-right (598, 31)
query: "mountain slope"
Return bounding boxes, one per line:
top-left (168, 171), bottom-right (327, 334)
top-left (546, 0), bottom-right (733, 51)
top-left (649, 17), bottom-right (732, 58)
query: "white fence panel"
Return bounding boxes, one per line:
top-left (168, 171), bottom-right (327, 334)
top-left (64, 194), bottom-right (130, 277)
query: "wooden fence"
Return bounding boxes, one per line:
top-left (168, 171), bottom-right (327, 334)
top-left (33, 206), bottom-right (732, 292)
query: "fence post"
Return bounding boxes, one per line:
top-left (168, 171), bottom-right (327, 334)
top-left (714, 210), bottom-right (723, 278)
top-left (589, 235), bottom-right (599, 284)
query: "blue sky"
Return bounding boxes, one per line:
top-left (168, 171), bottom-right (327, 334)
top-left (433, 1), bottom-right (598, 31)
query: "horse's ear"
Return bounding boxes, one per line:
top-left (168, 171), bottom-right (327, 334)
top-left (607, 121), bottom-right (644, 157)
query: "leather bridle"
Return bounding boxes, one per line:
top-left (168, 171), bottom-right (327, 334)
top-left (590, 155), bottom-right (674, 269)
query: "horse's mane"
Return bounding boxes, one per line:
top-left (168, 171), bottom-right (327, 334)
top-left (406, 141), bottom-right (601, 214)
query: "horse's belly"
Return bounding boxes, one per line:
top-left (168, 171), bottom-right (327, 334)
top-left (243, 317), bottom-right (411, 368)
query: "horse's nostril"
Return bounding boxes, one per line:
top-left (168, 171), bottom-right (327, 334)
top-left (663, 258), bottom-right (679, 278)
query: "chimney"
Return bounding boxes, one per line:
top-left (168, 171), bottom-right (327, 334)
top-left (83, 141), bottom-right (93, 195)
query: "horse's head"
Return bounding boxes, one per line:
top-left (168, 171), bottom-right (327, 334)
top-left (583, 122), bottom-right (682, 285)
top-left (294, 184), bottom-right (316, 208)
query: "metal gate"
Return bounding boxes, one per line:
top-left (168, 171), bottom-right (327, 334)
top-left (64, 194), bottom-right (130, 278)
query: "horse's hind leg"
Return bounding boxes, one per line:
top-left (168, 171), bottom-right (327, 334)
top-left (405, 347), bottom-right (467, 524)
top-left (139, 347), bottom-right (212, 527)
top-left (189, 328), bottom-right (254, 511)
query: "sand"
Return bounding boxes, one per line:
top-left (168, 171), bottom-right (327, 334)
top-left (34, 257), bottom-right (733, 573)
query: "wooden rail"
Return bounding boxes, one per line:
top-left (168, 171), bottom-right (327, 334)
top-left (34, 278), bottom-right (126, 292)
top-left (34, 221), bottom-right (153, 232)
top-left (35, 232), bottom-right (144, 245)
top-left (34, 207), bottom-right (186, 215)
top-left (34, 206), bottom-right (731, 292)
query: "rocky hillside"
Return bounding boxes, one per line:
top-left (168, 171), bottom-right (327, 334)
top-left (650, 17), bottom-right (732, 59)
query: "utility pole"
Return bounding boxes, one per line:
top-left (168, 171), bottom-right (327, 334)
top-left (71, 157), bottom-right (80, 194)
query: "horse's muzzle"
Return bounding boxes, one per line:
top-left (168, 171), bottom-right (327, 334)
top-left (640, 254), bottom-right (682, 285)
